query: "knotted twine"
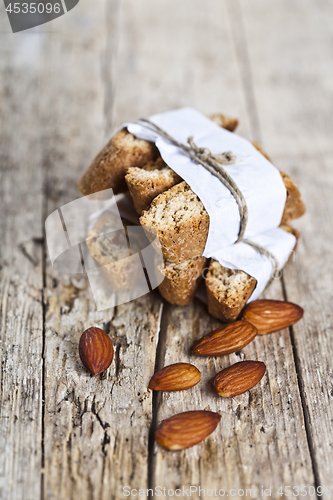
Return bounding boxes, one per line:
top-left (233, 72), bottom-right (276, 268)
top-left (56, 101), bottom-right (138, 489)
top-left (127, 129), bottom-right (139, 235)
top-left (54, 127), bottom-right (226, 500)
top-left (137, 118), bottom-right (280, 285)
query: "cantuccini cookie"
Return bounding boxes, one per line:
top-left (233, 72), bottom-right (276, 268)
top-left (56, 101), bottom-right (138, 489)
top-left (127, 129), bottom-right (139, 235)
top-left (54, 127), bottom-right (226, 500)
top-left (125, 157), bottom-right (182, 214)
top-left (140, 182), bottom-right (210, 264)
top-left (158, 256), bottom-right (206, 306)
top-left (79, 128), bottom-right (158, 196)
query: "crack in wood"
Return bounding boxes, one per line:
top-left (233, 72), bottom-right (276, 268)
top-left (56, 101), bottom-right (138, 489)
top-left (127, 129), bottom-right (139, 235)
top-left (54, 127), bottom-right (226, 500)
top-left (227, 0), bottom-right (262, 144)
top-left (19, 241), bottom-right (40, 267)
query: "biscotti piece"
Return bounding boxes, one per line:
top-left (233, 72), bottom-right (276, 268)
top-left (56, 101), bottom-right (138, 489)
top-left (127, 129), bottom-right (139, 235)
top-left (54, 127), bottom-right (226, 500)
top-left (279, 171), bottom-right (306, 223)
top-left (158, 256), bottom-right (206, 306)
top-left (140, 182), bottom-right (210, 263)
top-left (86, 212), bottom-right (128, 266)
top-left (125, 157), bottom-right (182, 214)
top-left (78, 128), bottom-right (158, 196)
top-left (86, 212), bottom-right (144, 291)
top-left (206, 261), bottom-right (257, 323)
top-left (209, 113), bottom-right (239, 132)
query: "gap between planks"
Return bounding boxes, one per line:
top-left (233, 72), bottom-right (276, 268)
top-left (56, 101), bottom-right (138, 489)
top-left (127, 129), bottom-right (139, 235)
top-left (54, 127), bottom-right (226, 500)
top-left (147, 302), bottom-right (170, 494)
top-left (227, 0), bottom-right (262, 144)
top-left (36, 1), bottom-right (320, 496)
top-left (41, 143), bottom-right (50, 500)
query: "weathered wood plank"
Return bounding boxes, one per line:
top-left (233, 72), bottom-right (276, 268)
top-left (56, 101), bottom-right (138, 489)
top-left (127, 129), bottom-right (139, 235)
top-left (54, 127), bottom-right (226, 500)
top-left (44, 288), bottom-right (162, 500)
top-left (38, 2), bottom-right (162, 499)
top-left (151, 281), bottom-right (313, 497)
top-left (111, 0), bottom-right (314, 496)
top-left (240, 0), bottom-right (333, 158)
top-left (240, 0), bottom-right (333, 494)
top-left (0, 14), bottom-right (44, 500)
top-left (2, 0), bottom-right (332, 497)
top-left (112, 0), bottom-right (252, 138)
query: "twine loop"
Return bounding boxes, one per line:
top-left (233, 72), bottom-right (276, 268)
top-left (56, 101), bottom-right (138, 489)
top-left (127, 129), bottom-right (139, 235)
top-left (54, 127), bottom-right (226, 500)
top-left (187, 136), bottom-right (236, 165)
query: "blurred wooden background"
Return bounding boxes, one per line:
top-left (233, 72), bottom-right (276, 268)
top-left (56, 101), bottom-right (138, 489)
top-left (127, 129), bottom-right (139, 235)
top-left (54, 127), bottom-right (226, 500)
top-left (1, 1), bottom-right (333, 499)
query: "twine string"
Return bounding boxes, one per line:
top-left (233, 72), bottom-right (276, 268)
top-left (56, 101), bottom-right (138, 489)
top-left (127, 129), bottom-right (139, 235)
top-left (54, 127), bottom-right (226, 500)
top-left (137, 118), bottom-right (280, 282)
top-left (242, 239), bottom-right (280, 286)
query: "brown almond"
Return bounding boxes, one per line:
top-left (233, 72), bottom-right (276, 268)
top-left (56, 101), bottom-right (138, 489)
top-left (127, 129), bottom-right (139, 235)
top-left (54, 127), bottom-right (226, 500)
top-left (242, 299), bottom-right (304, 335)
top-left (79, 327), bottom-right (114, 375)
top-left (212, 361), bottom-right (266, 398)
top-left (155, 410), bottom-right (221, 450)
top-left (148, 363), bottom-right (201, 391)
top-left (192, 320), bottom-right (257, 356)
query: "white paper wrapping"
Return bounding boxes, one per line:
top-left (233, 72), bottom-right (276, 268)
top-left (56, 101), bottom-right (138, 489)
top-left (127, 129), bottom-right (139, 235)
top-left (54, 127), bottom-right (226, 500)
top-left (125, 107), bottom-right (296, 301)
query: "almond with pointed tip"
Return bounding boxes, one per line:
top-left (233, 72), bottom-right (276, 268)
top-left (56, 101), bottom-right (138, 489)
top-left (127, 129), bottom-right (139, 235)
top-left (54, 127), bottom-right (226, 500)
top-left (192, 320), bottom-right (257, 356)
top-left (79, 327), bottom-right (114, 375)
top-left (242, 299), bottom-right (304, 335)
top-left (148, 363), bottom-right (201, 391)
top-left (212, 361), bottom-right (266, 398)
top-left (155, 410), bottom-right (221, 450)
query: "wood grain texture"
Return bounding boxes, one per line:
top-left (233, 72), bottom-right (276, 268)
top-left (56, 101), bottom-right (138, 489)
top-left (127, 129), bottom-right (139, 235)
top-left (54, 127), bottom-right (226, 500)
top-left (36, 2), bottom-right (162, 498)
top-left (112, 0), bottom-right (252, 138)
top-left (240, 0), bottom-right (333, 494)
top-left (0, 13), bottom-right (44, 500)
top-left (44, 285), bottom-right (162, 500)
top-left (114, 1), bottom-right (314, 496)
top-left (1, 0), bottom-right (332, 498)
top-left (151, 282), bottom-right (313, 497)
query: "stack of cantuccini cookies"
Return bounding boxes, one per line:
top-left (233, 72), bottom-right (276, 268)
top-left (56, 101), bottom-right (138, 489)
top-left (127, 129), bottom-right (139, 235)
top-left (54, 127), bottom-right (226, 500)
top-left (79, 114), bottom-right (305, 321)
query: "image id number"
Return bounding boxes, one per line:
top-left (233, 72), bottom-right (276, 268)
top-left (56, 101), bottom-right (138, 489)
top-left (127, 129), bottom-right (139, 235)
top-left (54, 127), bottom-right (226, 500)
top-left (6, 3), bottom-right (62, 14)
top-left (277, 486), bottom-right (332, 496)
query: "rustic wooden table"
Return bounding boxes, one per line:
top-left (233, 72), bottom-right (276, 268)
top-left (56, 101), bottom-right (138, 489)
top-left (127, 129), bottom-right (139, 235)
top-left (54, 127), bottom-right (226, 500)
top-left (1, 1), bottom-right (333, 499)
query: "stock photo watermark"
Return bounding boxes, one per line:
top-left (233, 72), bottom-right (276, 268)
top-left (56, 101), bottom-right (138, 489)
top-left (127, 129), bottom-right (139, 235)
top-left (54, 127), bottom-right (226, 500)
top-left (3, 0), bottom-right (80, 32)
top-left (122, 485), bottom-right (333, 498)
top-left (45, 189), bottom-right (165, 311)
